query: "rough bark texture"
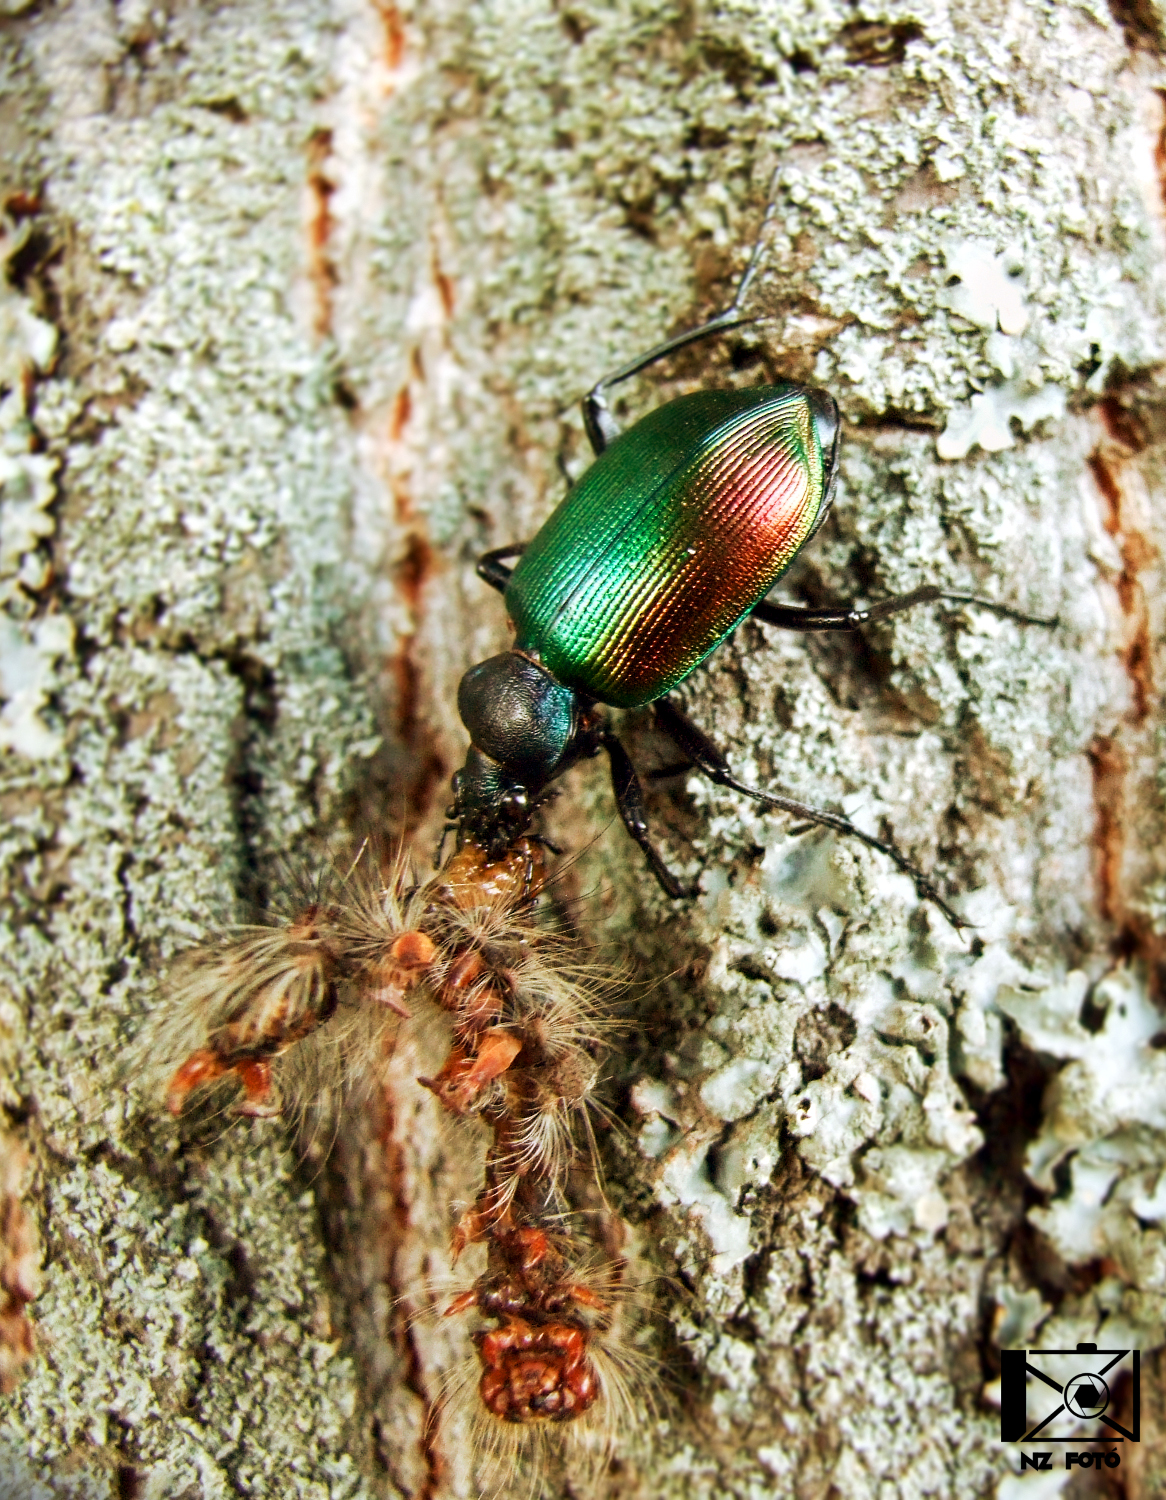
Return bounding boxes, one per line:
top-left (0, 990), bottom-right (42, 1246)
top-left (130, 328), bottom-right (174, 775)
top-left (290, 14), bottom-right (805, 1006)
top-left (2, 0), bottom-right (1166, 1496)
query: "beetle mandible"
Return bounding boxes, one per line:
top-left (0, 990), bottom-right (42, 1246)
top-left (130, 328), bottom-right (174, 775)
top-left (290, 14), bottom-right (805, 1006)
top-left (447, 202), bottom-right (1052, 930)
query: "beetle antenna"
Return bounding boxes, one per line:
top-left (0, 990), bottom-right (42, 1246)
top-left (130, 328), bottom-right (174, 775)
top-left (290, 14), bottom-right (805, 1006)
top-left (724, 163), bottom-right (784, 317)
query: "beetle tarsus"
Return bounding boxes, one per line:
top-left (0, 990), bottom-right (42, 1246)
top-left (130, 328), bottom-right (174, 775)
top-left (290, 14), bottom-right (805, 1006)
top-left (580, 177), bottom-right (785, 458)
top-left (935, 591), bottom-right (1058, 629)
top-left (583, 303), bottom-right (758, 457)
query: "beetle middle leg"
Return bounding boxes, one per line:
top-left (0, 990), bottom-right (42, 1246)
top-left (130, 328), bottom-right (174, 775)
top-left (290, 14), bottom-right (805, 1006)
top-left (476, 544), bottom-right (527, 595)
top-left (752, 586), bottom-right (1057, 632)
top-left (653, 697), bottom-right (967, 930)
top-left (600, 730), bottom-right (691, 899)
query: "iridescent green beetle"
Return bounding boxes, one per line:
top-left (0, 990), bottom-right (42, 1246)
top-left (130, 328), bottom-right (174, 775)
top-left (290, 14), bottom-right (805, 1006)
top-left (450, 215), bottom-right (1052, 928)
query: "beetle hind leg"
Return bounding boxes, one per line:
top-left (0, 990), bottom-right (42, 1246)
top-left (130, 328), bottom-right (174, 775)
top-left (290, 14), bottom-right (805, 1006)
top-left (751, 586), bottom-right (1057, 633)
top-left (654, 697), bottom-right (968, 932)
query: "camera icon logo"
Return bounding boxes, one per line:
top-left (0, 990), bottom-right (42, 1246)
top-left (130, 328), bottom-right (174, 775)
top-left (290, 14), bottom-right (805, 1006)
top-left (1000, 1341), bottom-right (1138, 1446)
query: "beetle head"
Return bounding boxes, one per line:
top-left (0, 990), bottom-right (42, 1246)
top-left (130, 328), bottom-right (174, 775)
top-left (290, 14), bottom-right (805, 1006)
top-left (452, 652), bottom-right (578, 850)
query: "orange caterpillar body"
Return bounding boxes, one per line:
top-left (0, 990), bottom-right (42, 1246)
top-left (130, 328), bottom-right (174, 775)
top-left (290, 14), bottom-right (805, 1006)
top-left (151, 837), bottom-right (647, 1483)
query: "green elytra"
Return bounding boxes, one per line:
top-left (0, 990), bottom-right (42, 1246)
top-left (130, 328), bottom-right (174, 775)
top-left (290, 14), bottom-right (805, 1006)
top-left (505, 385), bottom-right (828, 708)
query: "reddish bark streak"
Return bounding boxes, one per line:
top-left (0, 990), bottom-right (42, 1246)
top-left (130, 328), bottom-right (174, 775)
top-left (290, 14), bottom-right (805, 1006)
top-left (1157, 88), bottom-right (1166, 206)
top-left (1121, 620), bottom-right (1153, 724)
top-left (390, 385), bottom-right (412, 443)
top-left (391, 533), bottom-right (435, 746)
top-left (1087, 444), bottom-right (1155, 724)
top-left (1086, 449), bottom-right (1122, 532)
top-left (1087, 734), bottom-right (1126, 925)
top-left (397, 532), bottom-right (433, 615)
top-left (383, 366), bottom-right (445, 820)
top-left (1099, 392), bottom-right (1150, 455)
top-left (306, 128), bottom-right (337, 338)
top-left (1084, 426), bottom-right (1165, 989)
top-left (432, 255), bottom-right (455, 319)
top-left (391, 652), bottom-right (421, 750)
top-left (376, 2), bottom-right (406, 70)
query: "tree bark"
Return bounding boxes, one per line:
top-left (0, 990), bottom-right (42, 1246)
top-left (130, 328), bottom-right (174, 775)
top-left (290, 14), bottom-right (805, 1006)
top-left (2, 0), bottom-right (1166, 1496)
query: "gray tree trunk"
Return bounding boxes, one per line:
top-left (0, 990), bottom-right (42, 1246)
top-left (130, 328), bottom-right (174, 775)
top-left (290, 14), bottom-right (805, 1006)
top-left (2, 1), bottom-right (1165, 1496)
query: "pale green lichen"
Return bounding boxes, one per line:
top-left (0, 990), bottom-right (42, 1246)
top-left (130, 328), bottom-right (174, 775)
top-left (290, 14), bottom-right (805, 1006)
top-left (5, 1147), bottom-right (368, 1500)
top-left (3, 0), bottom-right (1166, 1495)
top-left (2, 1), bottom-right (383, 1494)
top-left (0, 215), bottom-right (67, 758)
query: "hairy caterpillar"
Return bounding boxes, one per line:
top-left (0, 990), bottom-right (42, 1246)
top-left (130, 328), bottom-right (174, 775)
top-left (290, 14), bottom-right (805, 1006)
top-left (147, 836), bottom-right (653, 1491)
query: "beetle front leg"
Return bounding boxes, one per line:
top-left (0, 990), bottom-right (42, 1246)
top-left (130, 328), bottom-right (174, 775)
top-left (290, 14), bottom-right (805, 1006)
top-left (752, 587), bottom-right (1057, 632)
top-left (601, 731), bottom-right (691, 899)
top-left (653, 697), bottom-right (968, 931)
